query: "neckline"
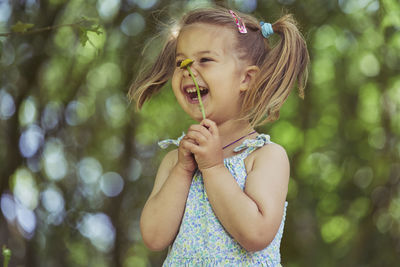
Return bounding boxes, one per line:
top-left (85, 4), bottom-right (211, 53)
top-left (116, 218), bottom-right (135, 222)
top-left (222, 131), bottom-right (257, 150)
top-left (223, 134), bottom-right (263, 160)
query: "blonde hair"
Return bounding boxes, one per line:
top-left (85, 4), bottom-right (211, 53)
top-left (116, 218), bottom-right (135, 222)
top-left (128, 7), bottom-right (309, 127)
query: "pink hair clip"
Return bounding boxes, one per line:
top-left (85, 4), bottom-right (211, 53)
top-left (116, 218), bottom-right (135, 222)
top-left (229, 10), bottom-right (247, 34)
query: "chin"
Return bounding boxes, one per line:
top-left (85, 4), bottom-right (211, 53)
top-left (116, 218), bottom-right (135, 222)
top-left (190, 115), bottom-right (204, 122)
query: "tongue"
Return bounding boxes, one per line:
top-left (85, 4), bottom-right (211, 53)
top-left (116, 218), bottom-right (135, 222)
top-left (189, 92), bottom-right (198, 99)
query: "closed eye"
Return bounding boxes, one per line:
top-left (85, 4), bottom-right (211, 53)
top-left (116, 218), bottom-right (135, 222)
top-left (200, 57), bottom-right (213, 63)
top-left (176, 60), bottom-right (183, 68)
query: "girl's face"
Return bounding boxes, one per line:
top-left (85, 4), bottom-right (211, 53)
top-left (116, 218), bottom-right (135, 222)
top-left (172, 23), bottom-right (249, 124)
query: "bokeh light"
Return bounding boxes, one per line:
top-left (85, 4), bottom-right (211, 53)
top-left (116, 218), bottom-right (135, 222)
top-left (16, 203), bottom-right (37, 239)
top-left (102, 135), bottom-right (124, 159)
top-left (1, 192), bottom-right (37, 239)
top-left (41, 186), bottom-right (65, 214)
top-left (104, 93), bottom-right (127, 128)
top-left (359, 53), bottom-right (380, 77)
top-left (320, 216), bottom-right (350, 243)
top-left (86, 62), bottom-right (121, 91)
top-left (78, 157), bottom-right (103, 184)
top-left (0, 89), bottom-right (16, 120)
top-left (100, 172), bottom-right (124, 197)
top-left (0, 41), bottom-right (15, 66)
top-left (0, 1), bottom-right (12, 23)
top-left (120, 13), bottom-right (146, 36)
top-left (41, 186), bottom-right (65, 225)
top-left (41, 101), bottom-right (62, 130)
top-left (19, 124), bottom-right (44, 158)
top-left (12, 168), bottom-right (39, 210)
top-left (97, 0), bottom-right (121, 21)
top-left (65, 100), bottom-right (89, 126)
top-left (78, 213), bottom-right (116, 252)
top-left (128, 0), bottom-right (159, 10)
top-left (338, 0), bottom-right (380, 14)
top-left (1, 193), bottom-right (16, 222)
top-left (232, 0), bottom-right (257, 12)
top-left (43, 138), bottom-right (68, 180)
top-left (353, 166), bottom-right (374, 189)
top-left (128, 158), bottom-right (142, 182)
top-left (18, 96), bottom-right (37, 126)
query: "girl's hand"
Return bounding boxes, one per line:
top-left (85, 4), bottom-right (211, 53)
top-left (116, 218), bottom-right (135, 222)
top-left (177, 135), bottom-right (197, 174)
top-left (185, 119), bottom-right (224, 171)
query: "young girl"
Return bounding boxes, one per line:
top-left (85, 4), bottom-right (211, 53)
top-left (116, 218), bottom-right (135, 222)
top-left (129, 6), bottom-right (309, 266)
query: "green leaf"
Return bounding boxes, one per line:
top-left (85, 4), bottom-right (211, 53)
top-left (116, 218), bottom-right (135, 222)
top-left (78, 27), bottom-right (89, 46)
top-left (11, 21), bottom-right (34, 33)
top-left (88, 24), bottom-right (102, 35)
top-left (81, 16), bottom-right (98, 24)
top-left (79, 16), bottom-right (102, 35)
top-left (77, 24), bottom-right (102, 47)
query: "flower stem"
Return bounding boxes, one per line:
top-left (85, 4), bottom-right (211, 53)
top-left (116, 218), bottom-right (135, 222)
top-left (187, 66), bottom-right (206, 120)
top-left (2, 245), bottom-right (11, 267)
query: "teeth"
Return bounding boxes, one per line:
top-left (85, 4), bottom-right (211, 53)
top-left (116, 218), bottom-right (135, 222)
top-left (185, 86), bottom-right (207, 93)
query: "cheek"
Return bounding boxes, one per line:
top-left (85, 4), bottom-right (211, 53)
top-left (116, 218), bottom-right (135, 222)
top-left (171, 71), bottom-right (178, 85)
top-left (171, 73), bottom-right (181, 95)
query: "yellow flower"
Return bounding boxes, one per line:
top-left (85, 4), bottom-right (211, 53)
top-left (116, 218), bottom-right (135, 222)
top-left (180, 59), bottom-right (194, 69)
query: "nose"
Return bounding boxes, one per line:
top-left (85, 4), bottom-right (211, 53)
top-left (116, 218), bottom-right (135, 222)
top-left (182, 62), bottom-right (199, 78)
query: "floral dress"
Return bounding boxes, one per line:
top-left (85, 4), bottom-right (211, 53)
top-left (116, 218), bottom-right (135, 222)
top-left (158, 134), bottom-right (288, 267)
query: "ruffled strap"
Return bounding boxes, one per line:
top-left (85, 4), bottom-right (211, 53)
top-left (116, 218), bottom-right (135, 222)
top-left (233, 134), bottom-right (272, 152)
top-left (158, 133), bottom-right (185, 149)
top-left (158, 133), bottom-right (272, 152)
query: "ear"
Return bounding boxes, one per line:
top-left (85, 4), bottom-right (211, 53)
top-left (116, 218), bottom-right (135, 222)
top-left (239, 65), bottom-right (260, 92)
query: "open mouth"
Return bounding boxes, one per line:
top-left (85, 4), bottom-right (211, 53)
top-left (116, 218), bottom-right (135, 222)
top-left (184, 86), bottom-right (209, 102)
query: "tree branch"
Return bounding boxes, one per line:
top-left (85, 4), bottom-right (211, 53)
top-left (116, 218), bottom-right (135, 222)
top-left (0, 19), bottom-right (88, 37)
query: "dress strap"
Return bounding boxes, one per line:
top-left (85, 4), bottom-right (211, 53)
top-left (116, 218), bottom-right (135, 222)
top-left (158, 133), bottom-right (272, 153)
top-left (158, 133), bottom-right (185, 149)
top-left (232, 134), bottom-right (273, 157)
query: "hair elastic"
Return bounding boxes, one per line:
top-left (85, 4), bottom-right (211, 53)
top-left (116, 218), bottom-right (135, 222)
top-left (260, 21), bottom-right (274, 38)
top-left (229, 10), bottom-right (247, 34)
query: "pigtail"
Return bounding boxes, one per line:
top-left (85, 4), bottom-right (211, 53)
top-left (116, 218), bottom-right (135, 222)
top-left (242, 14), bottom-right (309, 127)
top-left (128, 37), bottom-right (177, 110)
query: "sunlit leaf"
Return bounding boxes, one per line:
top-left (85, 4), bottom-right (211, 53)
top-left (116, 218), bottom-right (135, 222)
top-left (11, 21), bottom-right (34, 33)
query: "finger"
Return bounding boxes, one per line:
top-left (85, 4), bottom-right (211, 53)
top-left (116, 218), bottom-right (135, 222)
top-left (180, 136), bottom-right (196, 149)
top-left (179, 136), bottom-right (190, 146)
top-left (201, 119), bottom-right (219, 136)
top-left (181, 135), bottom-right (198, 145)
top-left (187, 131), bottom-right (212, 145)
top-left (189, 124), bottom-right (212, 138)
top-left (182, 140), bottom-right (201, 154)
top-left (180, 139), bottom-right (197, 151)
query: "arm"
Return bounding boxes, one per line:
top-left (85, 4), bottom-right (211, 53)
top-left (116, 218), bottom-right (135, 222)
top-left (202, 143), bottom-right (289, 251)
top-left (140, 141), bottom-right (196, 251)
top-left (186, 120), bottom-right (289, 251)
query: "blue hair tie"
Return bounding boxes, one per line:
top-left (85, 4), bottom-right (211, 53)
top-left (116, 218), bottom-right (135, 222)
top-left (260, 21), bottom-right (274, 38)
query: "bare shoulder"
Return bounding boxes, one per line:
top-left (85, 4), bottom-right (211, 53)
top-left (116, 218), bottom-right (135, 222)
top-left (256, 142), bottom-right (289, 161)
top-left (246, 142), bottom-right (290, 173)
top-left (162, 148), bottom-right (179, 168)
top-left (157, 148), bottom-right (179, 177)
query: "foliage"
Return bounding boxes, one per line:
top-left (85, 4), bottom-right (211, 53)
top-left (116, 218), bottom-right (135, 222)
top-left (0, 0), bottom-right (399, 266)
top-left (10, 21), bottom-right (34, 33)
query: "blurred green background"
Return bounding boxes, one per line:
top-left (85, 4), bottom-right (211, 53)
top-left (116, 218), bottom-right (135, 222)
top-left (0, 0), bottom-right (399, 266)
